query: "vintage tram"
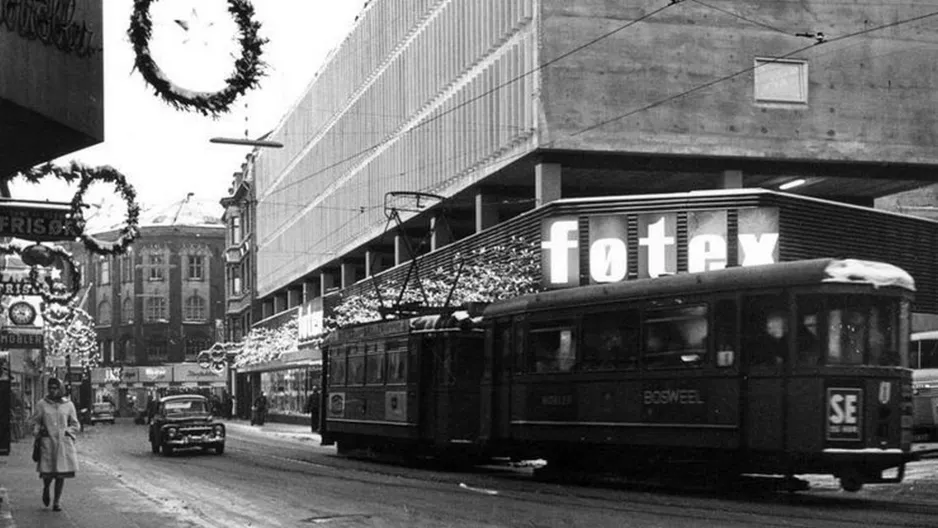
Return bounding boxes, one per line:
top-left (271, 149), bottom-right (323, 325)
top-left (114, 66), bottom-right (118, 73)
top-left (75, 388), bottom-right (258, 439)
top-left (320, 258), bottom-right (916, 492)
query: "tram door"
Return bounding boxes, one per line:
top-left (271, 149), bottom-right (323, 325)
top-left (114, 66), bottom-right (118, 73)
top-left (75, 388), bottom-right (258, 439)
top-left (741, 294), bottom-right (789, 452)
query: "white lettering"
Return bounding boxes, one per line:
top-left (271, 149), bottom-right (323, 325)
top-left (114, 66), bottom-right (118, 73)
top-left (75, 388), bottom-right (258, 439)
top-left (830, 394), bottom-right (845, 424)
top-left (688, 234), bottom-right (727, 272)
top-left (639, 217), bottom-right (674, 278)
top-left (541, 220), bottom-right (578, 284)
top-left (738, 233), bottom-right (779, 266)
top-left (589, 238), bottom-right (627, 283)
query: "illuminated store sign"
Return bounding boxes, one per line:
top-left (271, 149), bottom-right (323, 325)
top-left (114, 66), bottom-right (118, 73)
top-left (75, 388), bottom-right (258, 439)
top-left (541, 207), bottom-right (779, 288)
top-left (0, 0), bottom-right (97, 57)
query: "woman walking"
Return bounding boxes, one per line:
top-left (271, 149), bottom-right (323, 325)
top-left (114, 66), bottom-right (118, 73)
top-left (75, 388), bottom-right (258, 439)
top-left (28, 378), bottom-right (79, 512)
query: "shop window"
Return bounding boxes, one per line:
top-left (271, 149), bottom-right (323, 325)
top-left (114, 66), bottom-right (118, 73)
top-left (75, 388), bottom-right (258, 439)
top-left (644, 305), bottom-right (708, 369)
top-left (580, 309), bottom-right (640, 371)
top-left (529, 323), bottom-right (576, 373)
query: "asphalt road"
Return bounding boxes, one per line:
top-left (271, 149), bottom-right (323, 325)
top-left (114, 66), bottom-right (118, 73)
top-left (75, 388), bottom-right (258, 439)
top-left (68, 420), bottom-right (938, 527)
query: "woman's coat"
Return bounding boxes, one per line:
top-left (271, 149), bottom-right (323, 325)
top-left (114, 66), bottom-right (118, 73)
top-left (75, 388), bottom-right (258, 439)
top-left (28, 397), bottom-right (80, 476)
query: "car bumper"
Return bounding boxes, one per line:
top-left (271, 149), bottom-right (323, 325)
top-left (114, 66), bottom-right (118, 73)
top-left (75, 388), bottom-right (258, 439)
top-left (165, 434), bottom-right (225, 447)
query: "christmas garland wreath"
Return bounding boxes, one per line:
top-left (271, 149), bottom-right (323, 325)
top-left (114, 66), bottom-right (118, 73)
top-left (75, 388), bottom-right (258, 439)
top-left (128, 0), bottom-right (268, 117)
top-left (27, 245), bottom-right (83, 306)
top-left (69, 164), bottom-right (141, 256)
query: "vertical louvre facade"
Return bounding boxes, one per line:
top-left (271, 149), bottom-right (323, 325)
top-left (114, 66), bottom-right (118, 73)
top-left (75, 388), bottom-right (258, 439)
top-left (255, 0), bottom-right (537, 296)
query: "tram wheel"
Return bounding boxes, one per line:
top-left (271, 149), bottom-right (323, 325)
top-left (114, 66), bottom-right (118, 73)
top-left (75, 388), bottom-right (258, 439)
top-left (838, 468), bottom-right (864, 492)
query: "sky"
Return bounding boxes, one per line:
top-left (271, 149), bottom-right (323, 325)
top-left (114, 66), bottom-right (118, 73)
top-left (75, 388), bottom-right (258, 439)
top-left (10, 0), bottom-right (366, 220)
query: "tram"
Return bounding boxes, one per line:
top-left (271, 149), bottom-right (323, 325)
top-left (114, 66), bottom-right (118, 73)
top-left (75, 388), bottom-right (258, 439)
top-left (910, 331), bottom-right (938, 442)
top-left (320, 258), bottom-right (916, 492)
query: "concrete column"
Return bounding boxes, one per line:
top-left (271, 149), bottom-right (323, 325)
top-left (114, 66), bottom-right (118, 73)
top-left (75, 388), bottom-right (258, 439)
top-left (394, 234), bottom-right (409, 266)
top-left (287, 287), bottom-right (302, 308)
top-left (535, 162), bottom-right (562, 207)
top-left (365, 250), bottom-right (384, 277)
top-left (430, 214), bottom-right (452, 251)
top-left (475, 191), bottom-right (498, 233)
top-left (721, 170), bottom-right (743, 189)
top-left (340, 261), bottom-right (356, 289)
top-left (320, 271), bottom-right (336, 296)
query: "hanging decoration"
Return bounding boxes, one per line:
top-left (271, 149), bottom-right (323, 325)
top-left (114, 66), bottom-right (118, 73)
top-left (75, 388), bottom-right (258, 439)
top-left (42, 305), bottom-right (100, 370)
top-left (127, 0), bottom-right (268, 117)
top-left (27, 245), bottom-right (82, 306)
top-left (7, 161), bottom-right (141, 257)
top-left (68, 164), bottom-right (141, 255)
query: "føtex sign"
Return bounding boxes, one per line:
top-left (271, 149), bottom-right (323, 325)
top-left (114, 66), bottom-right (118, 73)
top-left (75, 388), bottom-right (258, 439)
top-left (540, 207), bottom-right (779, 288)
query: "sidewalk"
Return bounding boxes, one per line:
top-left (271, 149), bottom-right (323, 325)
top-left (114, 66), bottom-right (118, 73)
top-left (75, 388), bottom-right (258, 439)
top-left (0, 420), bottom-right (323, 528)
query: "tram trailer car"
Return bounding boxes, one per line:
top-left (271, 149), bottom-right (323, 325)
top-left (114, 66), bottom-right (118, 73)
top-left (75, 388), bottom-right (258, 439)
top-left (320, 259), bottom-right (916, 492)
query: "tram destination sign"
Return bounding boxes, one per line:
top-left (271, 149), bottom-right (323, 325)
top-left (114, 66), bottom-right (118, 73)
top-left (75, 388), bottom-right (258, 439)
top-left (0, 199), bottom-right (76, 241)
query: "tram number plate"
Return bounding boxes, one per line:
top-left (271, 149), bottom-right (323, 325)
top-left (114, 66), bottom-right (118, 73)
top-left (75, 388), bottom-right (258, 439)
top-left (827, 388), bottom-right (863, 442)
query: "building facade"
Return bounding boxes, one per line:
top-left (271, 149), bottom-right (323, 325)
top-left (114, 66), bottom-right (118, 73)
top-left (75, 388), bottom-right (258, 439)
top-left (238, 0), bottom-right (938, 331)
top-left (221, 154), bottom-right (257, 343)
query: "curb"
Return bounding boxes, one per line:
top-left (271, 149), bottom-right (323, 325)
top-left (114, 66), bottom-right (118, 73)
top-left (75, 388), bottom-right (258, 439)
top-left (0, 486), bottom-right (15, 528)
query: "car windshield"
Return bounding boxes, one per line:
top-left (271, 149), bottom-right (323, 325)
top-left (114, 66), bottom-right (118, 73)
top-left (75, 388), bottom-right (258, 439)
top-left (163, 399), bottom-right (208, 415)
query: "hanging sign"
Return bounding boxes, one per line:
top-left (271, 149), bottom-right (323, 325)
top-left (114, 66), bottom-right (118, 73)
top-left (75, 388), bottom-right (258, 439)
top-left (0, 200), bottom-right (76, 241)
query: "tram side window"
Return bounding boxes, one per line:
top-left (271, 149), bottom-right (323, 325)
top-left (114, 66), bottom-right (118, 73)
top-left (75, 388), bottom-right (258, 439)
top-left (714, 299), bottom-right (737, 368)
top-left (826, 295), bottom-right (899, 366)
top-left (347, 346), bottom-right (365, 385)
top-left (366, 343), bottom-right (386, 385)
top-left (914, 339), bottom-right (938, 369)
top-left (529, 324), bottom-right (577, 373)
top-left (643, 305), bottom-right (708, 369)
top-left (796, 296), bottom-right (823, 366)
top-left (386, 340), bottom-right (408, 384)
top-left (329, 347), bottom-right (347, 387)
top-left (580, 310), bottom-right (640, 371)
top-left (743, 296), bottom-right (788, 367)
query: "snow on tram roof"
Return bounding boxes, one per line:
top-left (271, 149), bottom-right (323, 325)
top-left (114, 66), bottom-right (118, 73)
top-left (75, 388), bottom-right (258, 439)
top-left (822, 259), bottom-right (915, 292)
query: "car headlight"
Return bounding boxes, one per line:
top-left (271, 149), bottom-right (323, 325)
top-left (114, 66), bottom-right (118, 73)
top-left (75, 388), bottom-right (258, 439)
top-left (214, 425), bottom-right (224, 436)
top-left (167, 427), bottom-right (178, 438)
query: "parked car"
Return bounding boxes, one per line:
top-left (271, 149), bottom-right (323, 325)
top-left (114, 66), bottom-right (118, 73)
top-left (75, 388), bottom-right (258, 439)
top-left (148, 394), bottom-right (225, 456)
top-left (90, 402), bottom-right (115, 425)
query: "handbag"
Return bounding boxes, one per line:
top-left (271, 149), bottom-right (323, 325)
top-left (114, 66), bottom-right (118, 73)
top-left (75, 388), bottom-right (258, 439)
top-left (31, 436), bottom-right (41, 462)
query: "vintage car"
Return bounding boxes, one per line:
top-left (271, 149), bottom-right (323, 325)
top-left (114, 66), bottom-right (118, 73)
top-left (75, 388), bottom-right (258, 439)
top-left (148, 395), bottom-right (225, 455)
top-left (90, 402), bottom-right (116, 425)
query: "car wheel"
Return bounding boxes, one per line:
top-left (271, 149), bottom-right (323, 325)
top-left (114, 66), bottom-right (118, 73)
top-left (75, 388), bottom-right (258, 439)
top-left (151, 441), bottom-right (160, 454)
top-left (215, 444), bottom-right (225, 455)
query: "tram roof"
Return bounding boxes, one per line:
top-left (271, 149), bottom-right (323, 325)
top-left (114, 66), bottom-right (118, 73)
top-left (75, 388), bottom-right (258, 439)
top-left (484, 258), bottom-right (914, 318)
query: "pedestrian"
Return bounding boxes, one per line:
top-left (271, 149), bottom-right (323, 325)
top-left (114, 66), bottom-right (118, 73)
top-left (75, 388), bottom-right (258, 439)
top-left (252, 391), bottom-right (268, 425)
top-left (305, 388), bottom-right (321, 433)
top-left (27, 377), bottom-right (79, 512)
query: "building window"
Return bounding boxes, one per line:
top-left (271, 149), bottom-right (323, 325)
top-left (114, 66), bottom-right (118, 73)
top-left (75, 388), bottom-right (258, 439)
top-left (230, 266), bottom-right (242, 296)
top-left (98, 258), bottom-right (111, 285)
top-left (148, 254), bottom-right (165, 281)
top-left (184, 295), bottom-right (207, 322)
top-left (754, 58), bottom-right (808, 104)
top-left (122, 297), bottom-right (134, 323)
top-left (145, 297), bottom-right (167, 322)
top-left (120, 255), bottom-right (134, 283)
top-left (97, 300), bottom-right (111, 326)
top-left (185, 338), bottom-right (209, 361)
top-left (230, 216), bottom-right (242, 245)
top-left (147, 343), bottom-right (167, 363)
top-left (124, 339), bottom-right (136, 364)
top-left (187, 255), bottom-right (205, 281)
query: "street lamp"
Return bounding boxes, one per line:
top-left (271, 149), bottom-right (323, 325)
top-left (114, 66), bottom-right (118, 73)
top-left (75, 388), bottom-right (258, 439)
top-left (209, 137), bottom-right (283, 148)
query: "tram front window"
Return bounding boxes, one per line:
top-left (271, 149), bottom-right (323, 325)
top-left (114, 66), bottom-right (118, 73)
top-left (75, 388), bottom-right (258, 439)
top-left (797, 295), bottom-right (900, 366)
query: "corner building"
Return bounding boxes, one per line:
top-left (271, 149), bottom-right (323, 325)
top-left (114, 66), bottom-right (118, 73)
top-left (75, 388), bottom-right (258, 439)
top-left (245, 1), bottom-right (938, 330)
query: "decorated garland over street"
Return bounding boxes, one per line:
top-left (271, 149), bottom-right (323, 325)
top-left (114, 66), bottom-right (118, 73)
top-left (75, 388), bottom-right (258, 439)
top-left (128, 0), bottom-right (268, 117)
top-left (27, 245), bottom-right (82, 305)
top-left (8, 161), bottom-right (141, 257)
top-left (69, 165), bottom-right (141, 255)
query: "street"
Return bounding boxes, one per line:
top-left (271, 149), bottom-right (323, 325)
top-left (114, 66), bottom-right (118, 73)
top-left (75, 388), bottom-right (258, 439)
top-left (3, 419), bottom-right (938, 527)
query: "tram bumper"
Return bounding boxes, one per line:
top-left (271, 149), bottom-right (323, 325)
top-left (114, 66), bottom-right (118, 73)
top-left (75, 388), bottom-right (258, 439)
top-left (822, 448), bottom-right (908, 490)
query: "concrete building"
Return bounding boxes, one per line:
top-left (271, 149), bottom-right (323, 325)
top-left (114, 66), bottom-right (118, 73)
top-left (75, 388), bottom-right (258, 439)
top-left (239, 0), bottom-right (938, 329)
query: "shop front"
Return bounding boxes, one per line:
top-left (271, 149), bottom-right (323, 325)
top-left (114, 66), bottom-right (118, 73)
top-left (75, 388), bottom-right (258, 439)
top-left (236, 347), bottom-right (321, 425)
